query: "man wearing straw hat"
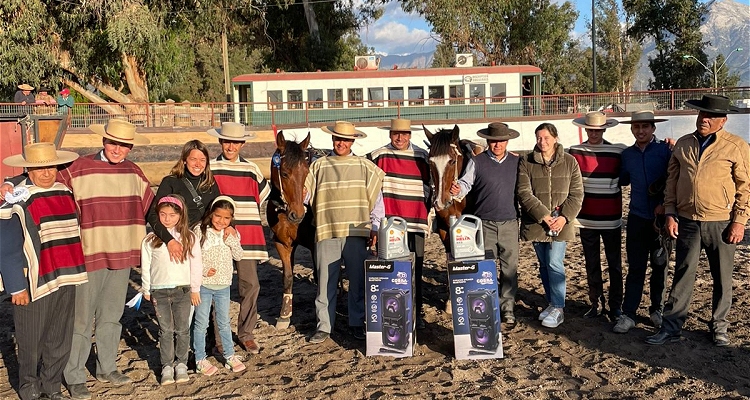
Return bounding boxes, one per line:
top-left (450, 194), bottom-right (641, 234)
top-left (568, 111), bottom-right (625, 321)
top-left (613, 111), bottom-right (672, 334)
top-left (449, 121), bottom-right (521, 326)
top-left (368, 118), bottom-right (431, 329)
top-left (647, 95), bottom-right (749, 347)
top-left (0, 142), bottom-right (87, 400)
top-left (14, 84), bottom-right (35, 105)
top-left (305, 121), bottom-right (385, 344)
top-left (4, 119), bottom-right (155, 398)
top-left (208, 122), bottom-right (269, 355)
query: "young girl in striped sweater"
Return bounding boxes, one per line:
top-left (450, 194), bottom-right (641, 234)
top-left (192, 196), bottom-right (246, 374)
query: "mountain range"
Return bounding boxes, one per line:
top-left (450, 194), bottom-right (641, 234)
top-left (376, 0), bottom-right (749, 88)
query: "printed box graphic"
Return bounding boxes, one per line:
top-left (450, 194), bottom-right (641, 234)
top-left (365, 255), bottom-right (415, 357)
top-left (447, 259), bottom-right (504, 360)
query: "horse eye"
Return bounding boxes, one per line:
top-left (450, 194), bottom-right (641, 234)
top-left (280, 172), bottom-right (289, 179)
top-left (449, 159), bottom-right (457, 165)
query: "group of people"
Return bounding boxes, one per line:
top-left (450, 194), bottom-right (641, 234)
top-left (13, 84), bottom-right (74, 114)
top-left (0, 93), bottom-right (745, 399)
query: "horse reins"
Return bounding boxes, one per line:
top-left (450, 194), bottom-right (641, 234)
top-left (433, 143), bottom-right (464, 211)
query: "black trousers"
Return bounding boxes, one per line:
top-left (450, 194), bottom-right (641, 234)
top-left (407, 232), bottom-right (425, 315)
top-left (14, 285), bottom-right (75, 400)
top-left (580, 227), bottom-right (623, 312)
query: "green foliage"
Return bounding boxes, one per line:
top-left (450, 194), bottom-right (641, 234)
top-left (589, 0), bottom-right (641, 92)
top-left (624, 0), bottom-right (708, 89)
top-left (713, 54), bottom-right (741, 89)
top-left (431, 42), bottom-right (456, 68)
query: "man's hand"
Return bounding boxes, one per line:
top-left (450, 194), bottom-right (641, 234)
top-left (725, 222), bottom-right (745, 244)
top-left (144, 294), bottom-right (151, 302)
top-left (11, 290), bottom-right (29, 306)
top-left (369, 230), bottom-right (378, 251)
top-left (654, 204), bottom-right (665, 216)
top-left (167, 239), bottom-right (184, 263)
top-left (449, 182), bottom-right (461, 196)
top-left (666, 215), bottom-right (679, 239)
top-left (1, 183), bottom-right (14, 198)
top-left (665, 137), bottom-right (676, 150)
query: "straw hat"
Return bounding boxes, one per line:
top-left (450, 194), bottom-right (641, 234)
top-left (89, 119), bottom-right (150, 145)
top-left (18, 84), bottom-right (34, 91)
top-left (3, 142), bottom-right (78, 168)
top-left (379, 118), bottom-right (420, 132)
top-left (572, 111), bottom-right (619, 129)
top-left (207, 122), bottom-right (255, 141)
top-left (477, 122), bottom-right (520, 141)
top-left (620, 110), bottom-right (668, 124)
top-left (321, 121), bottom-right (366, 139)
top-left (684, 94), bottom-right (739, 114)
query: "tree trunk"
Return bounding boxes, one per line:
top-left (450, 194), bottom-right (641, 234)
top-left (122, 53), bottom-right (149, 103)
top-left (302, 0), bottom-right (320, 43)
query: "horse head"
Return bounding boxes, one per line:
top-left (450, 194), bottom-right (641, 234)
top-left (272, 131), bottom-right (311, 225)
top-left (424, 124), bottom-right (464, 212)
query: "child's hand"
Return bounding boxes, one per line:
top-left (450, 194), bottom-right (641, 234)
top-left (223, 226), bottom-right (238, 240)
top-left (191, 292), bottom-right (201, 306)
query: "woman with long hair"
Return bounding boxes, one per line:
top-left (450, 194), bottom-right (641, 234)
top-left (516, 123), bottom-right (584, 329)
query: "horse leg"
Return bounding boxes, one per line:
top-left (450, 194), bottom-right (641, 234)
top-left (276, 242), bottom-right (294, 329)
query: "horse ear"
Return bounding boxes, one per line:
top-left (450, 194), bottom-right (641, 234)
top-left (276, 130), bottom-right (287, 151)
top-left (300, 132), bottom-right (311, 148)
top-left (450, 125), bottom-right (460, 143)
top-left (423, 124), bottom-right (433, 141)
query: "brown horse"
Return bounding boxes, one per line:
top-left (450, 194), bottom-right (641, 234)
top-left (267, 131), bottom-right (316, 329)
top-left (424, 125), bottom-right (485, 252)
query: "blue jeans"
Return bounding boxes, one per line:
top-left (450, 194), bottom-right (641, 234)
top-left (193, 286), bottom-right (233, 361)
top-left (533, 241), bottom-right (568, 309)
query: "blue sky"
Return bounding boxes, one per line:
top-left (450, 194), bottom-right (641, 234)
top-left (357, 0), bottom-right (593, 55)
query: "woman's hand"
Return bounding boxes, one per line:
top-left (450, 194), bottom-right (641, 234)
top-left (206, 268), bottom-right (217, 277)
top-left (191, 292), bottom-right (201, 306)
top-left (548, 216), bottom-right (567, 232)
top-left (167, 239), bottom-right (184, 263)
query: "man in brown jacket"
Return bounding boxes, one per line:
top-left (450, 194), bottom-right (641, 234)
top-left (646, 95), bottom-right (749, 347)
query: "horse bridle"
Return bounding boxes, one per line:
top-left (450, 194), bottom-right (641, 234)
top-left (271, 151), bottom-right (292, 213)
top-left (432, 143), bottom-right (465, 211)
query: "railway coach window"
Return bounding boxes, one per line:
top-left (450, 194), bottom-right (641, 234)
top-left (490, 83), bottom-right (507, 103)
top-left (449, 85), bottom-right (465, 105)
top-left (288, 90), bottom-right (303, 109)
top-left (429, 86), bottom-right (445, 105)
top-left (327, 88), bottom-right (343, 109)
top-left (469, 84), bottom-right (485, 104)
top-left (348, 88), bottom-right (364, 107)
top-left (368, 88), bottom-right (384, 107)
top-left (408, 87), bottom-right (424, 106)
top-left (308, 89), bottom-right (323, 109)
top-left (267, 90), bottom-right (283, 110)
top-left (389, 87), bottom-right (404, 106)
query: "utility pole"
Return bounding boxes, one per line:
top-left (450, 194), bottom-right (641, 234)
top-left (592, 0), bottom-right (597, 93)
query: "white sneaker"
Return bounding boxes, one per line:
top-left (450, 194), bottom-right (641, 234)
top-left (650, 311), bottom-right (663, 329)
top-left (613, 315), bottom-right (636, 333)
top-left (174, 363), bottom-right (189, 383)
top-left (225, 354), bottom-right (246, 373)
top-left (160, 365), bottom-right (175, 386)
top-left (538, 305), bottom-right (555, 321)
top-left (541, 308), bottom-right (564, 328)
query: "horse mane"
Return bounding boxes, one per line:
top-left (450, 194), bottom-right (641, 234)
top-left (281, 138), bottom-right (307, 166)
top-left (428, 128), bottom-right (457, 156)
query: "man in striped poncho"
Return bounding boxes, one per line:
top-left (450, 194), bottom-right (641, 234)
top-left (569, 112), bottom-right (626, 321)
top-left (305, 121), bottom-right (385, 344)
top-left (208, 122), bottom-right (270, 355)
top-left (368, 118), bottom-right (431, 330)
top-left (0, 143), bottom-right (88, 400)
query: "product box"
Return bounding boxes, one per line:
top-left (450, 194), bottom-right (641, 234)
top-left (364, 255), bottom-right (415, 358)
top-left (447, 258), bottom-right (504, 360)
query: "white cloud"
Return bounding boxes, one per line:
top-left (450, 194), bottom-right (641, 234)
top-left (358, 3), bottom-right (438, 55)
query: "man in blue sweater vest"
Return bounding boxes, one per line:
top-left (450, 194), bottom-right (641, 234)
top-left (450, 122), bottom-right (520, 326)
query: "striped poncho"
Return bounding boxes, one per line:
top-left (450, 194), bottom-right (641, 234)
top-left (211, 155), bottom-right (271, 260)
top-left (368, 143), bottom-right (431, 233)
top-left (0, 182), bottom-right (88, 301)
top-left (568, 140), bottom-right (626, 229)
top-left (57, 153), bottom-right (154, 271)
top-left (305, 154), bottom-right (384, 242)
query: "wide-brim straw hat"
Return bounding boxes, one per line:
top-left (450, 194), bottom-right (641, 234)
top-left (207, 122), bottom-right (255, 141)
top-left (620, 110), bottom-right (668, 124)
top-left (3, 142), bottom-right (79, 168)
top-left (89, 119), bottom-right (150, 145)
top-left (477, 122), bottom-right (520, 141)
top-left (321, 121), bottom-right (367, 139)
top-left (379, 118), bottom-right (420, 132)
top-left (18, 84), bottom-right (34, 91)
top-left (572, 111), bottom-right (620, 129)
top-left (684, 94), bottom-right (739, 114)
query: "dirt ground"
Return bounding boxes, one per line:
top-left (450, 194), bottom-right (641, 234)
top-left (1, 189), bottom-right (750, 399)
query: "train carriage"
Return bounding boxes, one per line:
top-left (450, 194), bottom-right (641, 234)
top-left (231, 65), bottom-right (542, 126)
